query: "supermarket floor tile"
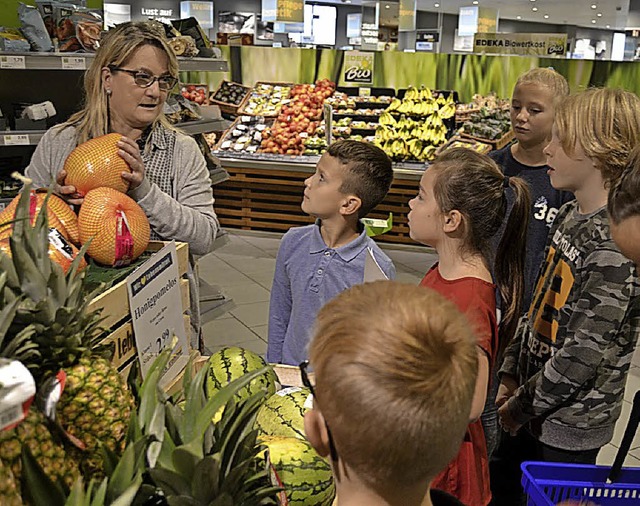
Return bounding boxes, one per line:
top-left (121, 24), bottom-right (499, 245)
top-left (201, 317), bottom-right (259, 349)
top-left (251, 324), bottom-right (268, 342)
top-left (597, 443), bottom-right (640, 467)
top-left (221, 282), bottom-right (271, 305)
top-left (245, 271), bottom-right (277, 291)
top-left (229, 300), bottom-right (271, 329)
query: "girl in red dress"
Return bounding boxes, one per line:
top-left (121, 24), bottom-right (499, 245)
top-left (407, 147), bottom-right (531, 506)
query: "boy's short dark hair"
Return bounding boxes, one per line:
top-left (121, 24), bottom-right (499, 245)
top-left (327, 140), bottom-right (393, 218)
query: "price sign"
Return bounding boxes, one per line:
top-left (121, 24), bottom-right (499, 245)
top-left (127, 241), bottom-right (189, 385)
top-left (61, 56), bottom-right (86, 70)
top-left (0, 55), bottom-right (26, 69)
top-left (3, 134), bottom-right (30, 146)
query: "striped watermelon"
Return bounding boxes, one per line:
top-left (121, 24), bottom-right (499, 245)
top-left (205, 347), bottom-right (278, 404)
top-left (255, 387), bottom-right (313, 440)
top-left (259, 436), bottom-right (335, 506)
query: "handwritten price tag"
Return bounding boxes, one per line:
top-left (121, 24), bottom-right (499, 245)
top-left (61, 56), bottom-right (86, 70)
top-left (3, 134), bottom-right (30, 146)
top-left (0, 55), bottom-right (26, 69)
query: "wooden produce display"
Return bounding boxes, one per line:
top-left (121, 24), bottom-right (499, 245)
top-left (460, 130), bottom-right (514, 151)
top-left (237, 81), bottom-right (294, 117)
top-left (214, 116), bottom-right (273, 156)
top-left (213, 165), bottom-right (420, 245)
top-left (210, 80), bottom-right (252, 115)
top-left (86, 241), bottom-right (191, 378)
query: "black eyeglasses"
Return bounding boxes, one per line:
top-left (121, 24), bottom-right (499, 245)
top-left (108, 66), bottom-right (178, 91)
top-left (299, 360), bottom-right (339, 462)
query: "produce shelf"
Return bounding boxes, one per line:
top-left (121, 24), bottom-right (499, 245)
top-left (0, 52), bottom-right (228, 72)
top-left (0, 120), bottom-right (230, 147)
top-left (213, 163), bottom-right (424, 245)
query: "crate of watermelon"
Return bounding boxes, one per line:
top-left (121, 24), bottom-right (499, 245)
top-left (167, 346), bottom-right (334, 506)
top-left (210, 80), bottom-right (251, 115)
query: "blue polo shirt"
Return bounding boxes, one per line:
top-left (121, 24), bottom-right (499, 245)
top-left (267, 222), bottom-right (396, 365)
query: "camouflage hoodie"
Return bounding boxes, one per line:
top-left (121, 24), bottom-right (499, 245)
top-left (500, 200), bottom-right (640, 451)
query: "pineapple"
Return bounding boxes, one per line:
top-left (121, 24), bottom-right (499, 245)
top-left (0, 458), bottom-right (21, 506)
top-left (0, 176), bottom-right (134, 479)
top-left (142, 351), bottom-right (280, 505)
top-left (1, 234), bottom-right (79, 499)
top-left (0, 408), bottom-right (80, 490)
top-left (56, 356), bottom-right (134, 476)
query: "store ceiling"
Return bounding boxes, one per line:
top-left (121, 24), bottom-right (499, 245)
top-left (325, 0), bottom-right (632, 30)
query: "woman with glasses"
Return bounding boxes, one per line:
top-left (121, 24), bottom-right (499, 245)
top-left (25, 21), bottom-right (219, 350)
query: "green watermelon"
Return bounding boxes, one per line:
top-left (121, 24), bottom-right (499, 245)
top-left (259, 436), bottom-right (335, 506)
top-left (205, 346), bottom-right (278, 403)
top-left (255, 387), bottom-right (313, 440)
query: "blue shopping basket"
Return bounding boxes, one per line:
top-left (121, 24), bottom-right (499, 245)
top-left (521, 391), bottom-right (640, 505)
top-left (521, 462), bottom-right (640, 505)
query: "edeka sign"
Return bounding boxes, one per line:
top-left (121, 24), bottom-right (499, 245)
top-left (344, 51), bottom-right (374, 85)
top-left (473, 32), bottom-right (567, 56)
top-left (276, 0), bottom-right (303, 23)
top-left (399, 0), bottom-right (416, 32)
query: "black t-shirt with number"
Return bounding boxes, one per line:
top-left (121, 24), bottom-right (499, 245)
top-left (490, 144), bottom-right (574, 311)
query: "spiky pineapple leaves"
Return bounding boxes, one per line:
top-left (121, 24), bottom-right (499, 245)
top-left (141, 350), bottom-right (279, 505)
top-left (21, 429), bottom-right (149, 506)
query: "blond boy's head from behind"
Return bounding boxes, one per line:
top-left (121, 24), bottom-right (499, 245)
top-left (305, 281), bottom-right (478, 506)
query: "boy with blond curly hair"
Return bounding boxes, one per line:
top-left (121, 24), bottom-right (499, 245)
top-left (495, 88), bottom-right (640, 504)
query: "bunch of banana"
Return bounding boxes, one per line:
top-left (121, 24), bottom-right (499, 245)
top-left (397, 100), bottom-right (415, 115)
top-left (375, 125), bottom-right (395, 142)
top-left (379, 111), bottom-right (396, 126)
top-left (422, 145), bottom-right (438, 161)
top-left (404, 86), bottom-right (420, 101)
top-left (439, 95), bottom-right (456, 119)
top-left (407, 139), bottom-right (424, 160)
top-left (387, 98), bottom-right (402, 112)
top-left (419, 86), bottom-right (433, 101)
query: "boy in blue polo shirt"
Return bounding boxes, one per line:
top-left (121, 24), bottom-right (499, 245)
top-left (267, 140), bottom-right (396, 365)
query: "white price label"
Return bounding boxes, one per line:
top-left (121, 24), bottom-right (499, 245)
top-left (359, 87), bottom-right (372, 97)
top-left (127, 242), bottom-right (189, 386)
top-left (0, 55), bottom-right (26, 69)
top-left (3, 134), bottom-right (30, 146)
top-left (0, 405), bottom-right (23, 431)
top-left (61, 56), bottom-right (86, 70)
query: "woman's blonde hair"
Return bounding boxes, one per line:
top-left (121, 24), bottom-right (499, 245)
top-left (64, 21), bottom-right (178, 144)
top-left (309, 281), bottom-right (477, 489)
top-left (555, 88), bottom-right (640, 188)
top-left (515, 67), bottom-right (569, 105)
